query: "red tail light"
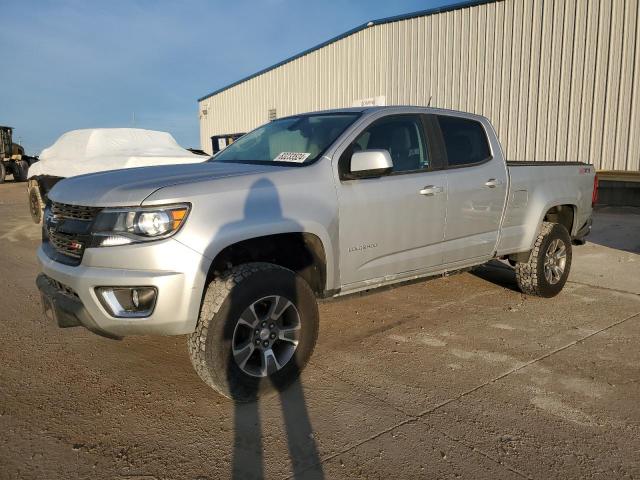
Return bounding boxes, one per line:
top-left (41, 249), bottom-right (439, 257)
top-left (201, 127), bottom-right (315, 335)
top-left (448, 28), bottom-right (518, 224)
top-left (592, 174), bottom-right (599, 207)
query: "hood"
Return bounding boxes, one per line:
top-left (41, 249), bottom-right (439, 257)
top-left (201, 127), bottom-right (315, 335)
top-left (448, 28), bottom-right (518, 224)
top-left (48, 161), bottom-right (275, 207)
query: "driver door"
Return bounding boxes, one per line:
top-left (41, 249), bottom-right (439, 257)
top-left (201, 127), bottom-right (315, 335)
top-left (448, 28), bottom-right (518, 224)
top-left (335, 114), bottom-right (448, 287)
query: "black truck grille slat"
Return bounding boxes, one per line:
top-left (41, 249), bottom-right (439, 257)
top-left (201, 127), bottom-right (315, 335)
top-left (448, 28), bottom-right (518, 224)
top-left (45, 202), bottom-right (101, 264)
top-left (51, 202), bottom-right (101, 221)
top-left (48, 230), bottom-right (84, 259)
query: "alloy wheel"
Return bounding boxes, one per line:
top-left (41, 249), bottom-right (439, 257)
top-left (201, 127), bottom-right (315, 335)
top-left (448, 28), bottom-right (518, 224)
top-left (543, 238), bottom-right (567, 285)
top-left (231, 295), bottom-right (301, 377)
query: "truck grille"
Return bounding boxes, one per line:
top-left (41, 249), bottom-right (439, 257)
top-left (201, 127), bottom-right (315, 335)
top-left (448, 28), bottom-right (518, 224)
top-left (51, 201), bottom-right (101, 221)
top-left (48, 229), bottom-right (85, 259)
top-left (44, 201), bottom-right (101, 265)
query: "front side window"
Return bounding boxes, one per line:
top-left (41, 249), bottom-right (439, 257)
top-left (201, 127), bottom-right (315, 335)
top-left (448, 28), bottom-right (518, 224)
top-left (212, 113), bottom-right (360, 165)
top-left (436, 115), bottom-right (491, 167)
top-left (352, 115), bottom-right (429, 173)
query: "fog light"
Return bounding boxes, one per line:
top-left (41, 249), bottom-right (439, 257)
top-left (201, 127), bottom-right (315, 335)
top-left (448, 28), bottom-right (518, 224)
top-left (96, 287), bottom-right (157, 318)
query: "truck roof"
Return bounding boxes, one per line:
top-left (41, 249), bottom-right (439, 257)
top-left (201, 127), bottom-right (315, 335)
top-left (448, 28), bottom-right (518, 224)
top-left (279, 106), bottom-right (489, 122)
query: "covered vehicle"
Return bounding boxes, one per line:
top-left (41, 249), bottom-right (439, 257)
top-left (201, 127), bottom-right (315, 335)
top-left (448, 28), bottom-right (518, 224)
top-left (27, 128), bottom-right (207, 223)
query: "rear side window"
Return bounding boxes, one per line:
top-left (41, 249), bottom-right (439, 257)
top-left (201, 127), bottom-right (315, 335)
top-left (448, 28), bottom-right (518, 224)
top-left (436, 115), bottom-right (491, 167)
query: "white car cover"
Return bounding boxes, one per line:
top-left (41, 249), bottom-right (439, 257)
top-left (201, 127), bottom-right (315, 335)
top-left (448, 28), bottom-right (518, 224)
top-left (28, 128), bottom-right (206, 178)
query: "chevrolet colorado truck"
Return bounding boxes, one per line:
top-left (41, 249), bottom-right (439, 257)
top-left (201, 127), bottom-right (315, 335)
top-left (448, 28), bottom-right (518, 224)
top-left (37, 106), bottom-right (597, 401)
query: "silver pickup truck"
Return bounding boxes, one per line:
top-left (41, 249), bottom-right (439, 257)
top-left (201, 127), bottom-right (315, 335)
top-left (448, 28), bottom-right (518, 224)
top-left (37, 106), bottom-right (597, 400)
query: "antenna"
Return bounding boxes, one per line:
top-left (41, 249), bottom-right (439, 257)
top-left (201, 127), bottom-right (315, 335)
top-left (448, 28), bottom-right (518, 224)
top-left (427, 96), bottom-right (432, 107)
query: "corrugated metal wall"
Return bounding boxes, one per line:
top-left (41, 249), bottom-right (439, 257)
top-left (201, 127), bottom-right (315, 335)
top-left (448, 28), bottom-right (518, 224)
top-left (199, 0), bottom-right (640, 172)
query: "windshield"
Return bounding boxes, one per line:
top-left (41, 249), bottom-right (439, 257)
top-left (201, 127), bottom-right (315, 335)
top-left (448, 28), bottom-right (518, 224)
top-left (212, 113), bottom-right (360, 165)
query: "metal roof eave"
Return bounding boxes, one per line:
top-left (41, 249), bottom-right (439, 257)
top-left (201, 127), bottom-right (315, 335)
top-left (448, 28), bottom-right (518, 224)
top-left (197, 0), bottom-right (500, 103)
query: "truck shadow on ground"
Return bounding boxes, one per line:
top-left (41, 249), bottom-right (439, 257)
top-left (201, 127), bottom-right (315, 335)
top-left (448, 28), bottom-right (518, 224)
top-left (470, 260), bottom-right (521, 292)
top-left (217, 178), bottom-right (324, 479)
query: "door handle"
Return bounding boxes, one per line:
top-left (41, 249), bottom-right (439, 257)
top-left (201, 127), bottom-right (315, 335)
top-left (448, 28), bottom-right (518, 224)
top-left (419, 185), bottom-right (444, 196)
top-left (484, 178), bottom-right (502, 188)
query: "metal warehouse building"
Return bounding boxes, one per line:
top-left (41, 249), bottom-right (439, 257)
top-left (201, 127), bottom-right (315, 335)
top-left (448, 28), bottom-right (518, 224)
top-left (198, 0), bottom-right (640, 196)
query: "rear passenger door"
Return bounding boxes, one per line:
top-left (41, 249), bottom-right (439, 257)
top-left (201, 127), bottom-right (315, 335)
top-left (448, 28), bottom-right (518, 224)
top-left (430, 114), bottom-right (508, 264)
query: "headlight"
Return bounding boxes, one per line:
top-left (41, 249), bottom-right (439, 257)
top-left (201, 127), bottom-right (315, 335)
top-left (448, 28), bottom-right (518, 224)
top-left (91, 204), bottom-right (189, 247)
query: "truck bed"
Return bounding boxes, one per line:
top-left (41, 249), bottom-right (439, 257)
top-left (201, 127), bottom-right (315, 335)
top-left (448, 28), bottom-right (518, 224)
top-left (496, 161), bottom-right (596, 256)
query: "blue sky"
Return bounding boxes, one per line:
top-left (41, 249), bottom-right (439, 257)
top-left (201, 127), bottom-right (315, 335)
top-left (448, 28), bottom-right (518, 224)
top-left (1, 0), bottom-right (459, 154)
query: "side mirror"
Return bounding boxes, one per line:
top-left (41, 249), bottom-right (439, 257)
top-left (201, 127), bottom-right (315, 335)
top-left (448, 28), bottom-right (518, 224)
top-left (347, 150), bottom-right (393, 179)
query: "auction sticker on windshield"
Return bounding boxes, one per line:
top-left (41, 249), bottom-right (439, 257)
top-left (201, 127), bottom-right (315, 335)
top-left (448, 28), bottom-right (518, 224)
top-left (274, 152), bottom-right (311, 163)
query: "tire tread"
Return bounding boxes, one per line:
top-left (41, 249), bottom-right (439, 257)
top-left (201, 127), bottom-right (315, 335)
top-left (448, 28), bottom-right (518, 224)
top-left (515, 221), bottom-right (571, 297)
top-left (188, 263), bottom-right (271, 392)
top-left (187, 262), bottom-right (318, 399)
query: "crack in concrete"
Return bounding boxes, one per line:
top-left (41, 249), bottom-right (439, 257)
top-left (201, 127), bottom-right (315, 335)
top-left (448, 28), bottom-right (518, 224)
top-left (298, 362), bottom-right (535, 479)
top-left (567, 280), bottom-right (640, 297)
top-left (290, 310), bottom-right (640, 480)
top-left (434, 428), bottom-right (533, 479)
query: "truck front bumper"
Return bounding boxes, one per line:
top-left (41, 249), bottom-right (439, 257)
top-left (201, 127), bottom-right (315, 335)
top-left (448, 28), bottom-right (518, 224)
top-left (36, 239), bottom-right (208, 338)
top-left (37, 273), bottom-right (121, 339)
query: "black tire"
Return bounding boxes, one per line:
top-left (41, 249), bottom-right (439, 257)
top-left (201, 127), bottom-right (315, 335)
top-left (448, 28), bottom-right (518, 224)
top-left (515, 222), bottom-right (572, 298)
top-left (28, 181), bottom-right (44, 224)
top-left (188, 262), bottom-right (319, 402)
top-left (13, 160), bottom-right (29, 182)
top-left (0, 163), bottom-right (5, 184)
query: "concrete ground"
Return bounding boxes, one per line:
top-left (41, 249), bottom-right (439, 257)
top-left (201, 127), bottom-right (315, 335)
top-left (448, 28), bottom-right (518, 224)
top-left (0, 181), bottom-right (638, 480)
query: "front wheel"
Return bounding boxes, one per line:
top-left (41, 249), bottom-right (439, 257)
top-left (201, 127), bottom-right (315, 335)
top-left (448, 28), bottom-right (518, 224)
top-left (515, 222), bottom-right (572, 298)
top-left (28, 181), bottom-right (44, 224)
top-left (188, 262), bottom-right (319, 402)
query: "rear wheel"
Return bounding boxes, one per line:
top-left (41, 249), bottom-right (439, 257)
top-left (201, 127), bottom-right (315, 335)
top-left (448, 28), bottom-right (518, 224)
top-left (188, 262), bottom-right (319, 402)
top-left (515, 222), bottom-right (572, 298)
top-left (0, 163), bottom-right (5, 184)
